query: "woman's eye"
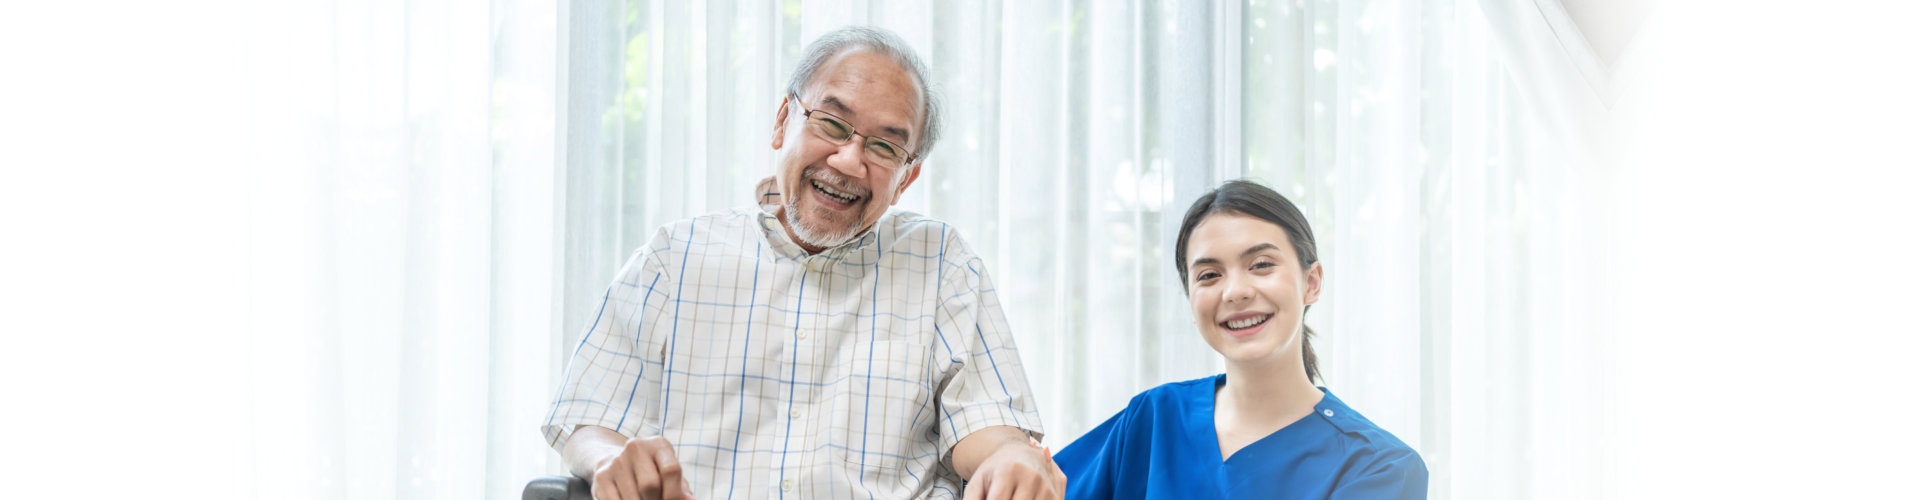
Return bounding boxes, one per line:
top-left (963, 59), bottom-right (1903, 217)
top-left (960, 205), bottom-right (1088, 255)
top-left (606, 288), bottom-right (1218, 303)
top-left (1196, 272), bottom-right (1220, 282)
top-left (1252, 262), bottom-right (1277, 270)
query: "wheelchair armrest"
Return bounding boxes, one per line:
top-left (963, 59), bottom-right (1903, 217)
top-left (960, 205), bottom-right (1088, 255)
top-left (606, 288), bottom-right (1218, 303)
top-left (522, 475), bottom-right (590, 500)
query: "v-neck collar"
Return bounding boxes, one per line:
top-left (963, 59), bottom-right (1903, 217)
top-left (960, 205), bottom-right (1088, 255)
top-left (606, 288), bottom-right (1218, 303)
top-left (1196, 374), bottom-right (1331, 464)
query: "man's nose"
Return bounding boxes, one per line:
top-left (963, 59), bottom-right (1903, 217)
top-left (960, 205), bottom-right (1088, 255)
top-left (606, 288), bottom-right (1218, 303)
top-left (825, 138), bottom-right (867, 178)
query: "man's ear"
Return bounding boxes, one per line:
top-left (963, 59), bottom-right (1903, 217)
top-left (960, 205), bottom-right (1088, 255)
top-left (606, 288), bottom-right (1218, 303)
top-left (1302, 261), bottom-right (1323, 306)
top-left (771, 94), bottom-right (792, 150)
top-left (889, 162), bottom-right (923, 205)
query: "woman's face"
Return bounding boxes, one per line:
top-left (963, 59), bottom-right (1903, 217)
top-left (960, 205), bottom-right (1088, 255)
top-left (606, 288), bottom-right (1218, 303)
top-left (1185, 212), bottom-right (1322, 366)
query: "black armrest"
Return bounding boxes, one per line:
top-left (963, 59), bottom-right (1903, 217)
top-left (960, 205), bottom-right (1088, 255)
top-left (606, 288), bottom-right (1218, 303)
top-left (522, 475), bottom-right (590, 500)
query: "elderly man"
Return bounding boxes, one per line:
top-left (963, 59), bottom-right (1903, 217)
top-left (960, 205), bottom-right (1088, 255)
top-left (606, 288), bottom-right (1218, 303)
top-left (542, 26), bottom-right (1061, 500)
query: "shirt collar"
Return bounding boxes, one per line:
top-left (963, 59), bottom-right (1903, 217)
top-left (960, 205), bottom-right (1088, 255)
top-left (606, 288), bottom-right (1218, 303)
top-left (1204, 374), bottom-right (1373, 438)
top-left (751, 176), bottom-right (883, 259)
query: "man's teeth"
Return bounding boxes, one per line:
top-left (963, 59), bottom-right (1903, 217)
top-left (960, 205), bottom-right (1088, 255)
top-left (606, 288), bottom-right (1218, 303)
top-left (1225, 314), bottom-right (1270, 330)
top-left (812, 180), bottom-right (860, 203)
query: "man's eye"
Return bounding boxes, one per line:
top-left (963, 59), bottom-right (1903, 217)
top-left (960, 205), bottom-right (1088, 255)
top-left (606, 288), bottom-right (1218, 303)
top-left (869, 141), bottom-right (902, 159)
top-left (1196, 272), bottom-right (1220, 281)
top-left (818, 117), bottom-right (851, 138)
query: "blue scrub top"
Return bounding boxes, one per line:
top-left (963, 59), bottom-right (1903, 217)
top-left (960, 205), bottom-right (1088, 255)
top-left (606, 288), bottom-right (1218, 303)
top-left (1055, 375), bottom-right (1427, 499)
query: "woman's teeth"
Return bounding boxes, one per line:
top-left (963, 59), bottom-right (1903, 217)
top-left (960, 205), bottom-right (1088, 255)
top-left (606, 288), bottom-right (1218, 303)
top-left (1224, 314), bottom-right (1271, 330)
top-left (812, 180), bottom-right (860, 204)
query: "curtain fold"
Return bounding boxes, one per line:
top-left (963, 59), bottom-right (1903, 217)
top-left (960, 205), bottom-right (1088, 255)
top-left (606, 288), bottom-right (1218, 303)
top-left (242, 0), bottom-right (564, 498)
top-left (225, 1), bottom-right (1601, 498)
top-left (557, 1), bottom-right (1602, 499)
top-left (29, 0), bottom-right (1920, 499)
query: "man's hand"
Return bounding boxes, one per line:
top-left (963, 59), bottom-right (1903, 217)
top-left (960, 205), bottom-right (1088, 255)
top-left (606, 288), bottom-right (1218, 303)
top-left (564, 425), bottom-right (695, 500)
top-left (954, 426), bottom-right (1067, 500)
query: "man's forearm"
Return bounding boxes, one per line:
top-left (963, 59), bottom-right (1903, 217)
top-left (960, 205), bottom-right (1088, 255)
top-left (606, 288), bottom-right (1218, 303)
top-left (563, 425), bottom-right (628, 479)
top-left (951, 425), bottom-right (1032, 478)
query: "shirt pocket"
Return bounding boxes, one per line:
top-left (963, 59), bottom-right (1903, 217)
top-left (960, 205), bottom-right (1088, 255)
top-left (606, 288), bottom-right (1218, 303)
top-left (835, 339), bottom-right (936, 469)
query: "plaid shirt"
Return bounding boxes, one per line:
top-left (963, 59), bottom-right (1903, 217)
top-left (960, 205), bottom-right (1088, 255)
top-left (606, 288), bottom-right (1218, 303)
top-left (544, 179), bottom-right (1044, 499)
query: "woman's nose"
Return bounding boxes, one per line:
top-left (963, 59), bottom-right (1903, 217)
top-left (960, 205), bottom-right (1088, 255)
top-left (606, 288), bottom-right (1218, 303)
top-left (1222, 278), bottom-right (1254, 304)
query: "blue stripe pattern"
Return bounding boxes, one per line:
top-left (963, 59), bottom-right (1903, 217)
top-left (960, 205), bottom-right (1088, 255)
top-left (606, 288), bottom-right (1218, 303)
top-left (541, 205), bottom-right (1043, 500)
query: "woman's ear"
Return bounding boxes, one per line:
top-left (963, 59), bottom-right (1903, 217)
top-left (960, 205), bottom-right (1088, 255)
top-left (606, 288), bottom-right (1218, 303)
top-left (1302, 261), bottom-right (1323, 306)
top-left (771, 94), bottom-right (792, 150)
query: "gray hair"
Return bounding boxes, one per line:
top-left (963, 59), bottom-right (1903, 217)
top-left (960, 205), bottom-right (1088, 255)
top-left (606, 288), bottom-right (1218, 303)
top-left (786, 26), bottom-right (941, 162)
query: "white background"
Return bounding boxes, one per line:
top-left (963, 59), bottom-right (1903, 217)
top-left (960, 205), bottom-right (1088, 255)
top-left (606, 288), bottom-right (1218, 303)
top-left (3, 0), bottom-right (1916, 498)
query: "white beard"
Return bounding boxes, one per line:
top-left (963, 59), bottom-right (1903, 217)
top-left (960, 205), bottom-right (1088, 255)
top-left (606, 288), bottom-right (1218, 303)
top-left (785, 194), bottom-right (862, 249)
top-left (783, 166), bottom-right (877, 249)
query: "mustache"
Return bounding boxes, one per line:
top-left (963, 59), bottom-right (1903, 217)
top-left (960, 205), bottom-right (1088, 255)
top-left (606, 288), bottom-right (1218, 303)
top-left (804, 167), bottom-right (872, 197)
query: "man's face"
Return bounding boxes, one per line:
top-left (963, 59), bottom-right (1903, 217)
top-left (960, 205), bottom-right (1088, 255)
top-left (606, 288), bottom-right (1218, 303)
top-left (771, 48), bottom-right (923, 251)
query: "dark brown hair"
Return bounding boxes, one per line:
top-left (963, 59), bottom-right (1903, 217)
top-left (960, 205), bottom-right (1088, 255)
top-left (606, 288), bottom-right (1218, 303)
top-left (1174, 180), bottom-right (1322, 383)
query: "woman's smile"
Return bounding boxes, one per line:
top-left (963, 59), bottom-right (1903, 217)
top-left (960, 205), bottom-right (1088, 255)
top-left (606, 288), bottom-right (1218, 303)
top-left (1219, 312), bottom-right (1273, 338)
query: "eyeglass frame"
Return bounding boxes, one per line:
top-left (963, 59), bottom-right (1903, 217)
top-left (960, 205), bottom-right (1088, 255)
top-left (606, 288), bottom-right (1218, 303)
top-left (787, 92), bottom-right (921, 168)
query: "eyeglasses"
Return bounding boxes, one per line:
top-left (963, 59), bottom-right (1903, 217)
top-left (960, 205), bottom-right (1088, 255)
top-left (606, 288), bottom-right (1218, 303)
top-left (790, 93), bottom-right (919, 168)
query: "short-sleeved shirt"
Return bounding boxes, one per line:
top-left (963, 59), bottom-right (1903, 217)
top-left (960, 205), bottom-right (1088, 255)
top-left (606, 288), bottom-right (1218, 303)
top-left (543, 178), bottom-right (1044, 499)
top-left (1055, 375), bottom-right (1427, 499)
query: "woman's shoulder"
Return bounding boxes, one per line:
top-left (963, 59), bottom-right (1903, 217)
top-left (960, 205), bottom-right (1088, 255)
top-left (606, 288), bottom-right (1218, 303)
top-left (1057, 375), bottom-right (1221, 464)
top-left (1124, 374), bottom-right (1224, 410)
top-left (1315, 390), bottom-right (1426, 467)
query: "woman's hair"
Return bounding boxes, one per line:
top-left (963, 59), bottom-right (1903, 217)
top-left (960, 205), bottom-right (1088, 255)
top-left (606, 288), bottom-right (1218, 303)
top-left (1174, 180), bottom-right (1322, 383)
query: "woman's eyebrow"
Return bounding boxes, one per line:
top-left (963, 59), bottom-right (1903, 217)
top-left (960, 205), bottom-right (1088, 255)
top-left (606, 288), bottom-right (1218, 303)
top-left (1240, 242), bottom-right (1280, 258)
top-left (1190, 242), bottom-right (1282, 268)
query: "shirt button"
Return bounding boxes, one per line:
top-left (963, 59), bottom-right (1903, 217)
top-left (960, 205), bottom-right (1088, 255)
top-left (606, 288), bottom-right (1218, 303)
top-left (790, 408), bottom-right (801, 419)
top-left (796, 330), bottom-right (808, 340)
top-left (1323, 409), bottom-right (1335, 417)
top-left (781, 479), bottom-right (795, 492)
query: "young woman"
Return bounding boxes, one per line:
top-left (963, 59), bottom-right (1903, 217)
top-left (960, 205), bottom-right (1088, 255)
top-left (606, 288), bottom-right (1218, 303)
top-left (1054, 180), bottom-right (1427, 499)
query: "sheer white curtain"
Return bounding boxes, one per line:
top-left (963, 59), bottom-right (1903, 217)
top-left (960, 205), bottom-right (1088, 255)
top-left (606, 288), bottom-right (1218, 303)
top-left (20, 0), bottom-right (1920, 498)
top-left (7, 0), bottom-right (571, 497)
top-left (559, 0), bottom-right (1604, 498)
top-left (7, 0), bottom-right (1600, 498)
top-left (238, 0), bottom-right (566, 498)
